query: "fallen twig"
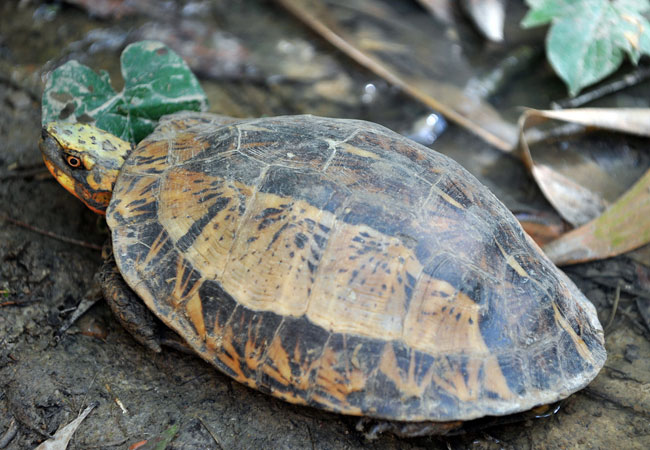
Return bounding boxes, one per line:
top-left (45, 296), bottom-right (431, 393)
top-left (583, 387), bottom-right (650, 418)
top-left (635, 297), bottom-right (650, 335)
top-left (616, 306), bottom-right (648, 334)
top-left (588, 276), bottom-right (650, 301)
top-left (0, 214), bottom-right (102, 251)
top-left (198, 417), bottom-right (225, 450)
top-left (0, 168), bottom-right (49, 181)
top-left (105, 384), bottom-right (128, 415)
top-left (605, 281), bottom-right (622, 331)
top-left (0, 418), bottom-right (18, 449)
top-left (603, 366), bottom-right (646, 385)
top-left (552, 67), bottom-right (650, 109)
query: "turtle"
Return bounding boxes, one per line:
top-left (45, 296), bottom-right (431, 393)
top-left (40, 111), bottom-right (606, 436)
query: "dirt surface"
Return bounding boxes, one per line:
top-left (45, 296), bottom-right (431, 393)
top-left (1, 1), bottom-right (649, 449)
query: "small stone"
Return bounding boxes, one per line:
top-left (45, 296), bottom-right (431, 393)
top-left (624, 344), bottom-right (639, 363)
top-left (6, 90), bottom-right (32, 110)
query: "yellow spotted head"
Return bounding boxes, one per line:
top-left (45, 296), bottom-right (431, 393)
top-left (40, 122), bottom-right (132, 214)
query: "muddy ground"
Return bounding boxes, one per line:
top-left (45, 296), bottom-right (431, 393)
top-left (1, 1), bottom-right (649, 449)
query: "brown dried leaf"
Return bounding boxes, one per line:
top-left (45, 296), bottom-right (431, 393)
top-left (35, 403), bottom-right (97, 450)
top-left (416, 0), bottom-right (454, 23)
top-left (523, 108), bottom-right (650, 138)
top-left (543, 169), bottom-right (650, 265)
top-left (530, 164), bottom-right (609, 226)
top-left (515, 210), bottom-right (569, 247)
top-left (461, 0), bottom-right (505, 42)
top-left (518, 108), bottom-right (650, 226)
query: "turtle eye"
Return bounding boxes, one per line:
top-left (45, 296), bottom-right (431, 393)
top-left (65, 155), bottom-right (82, 169)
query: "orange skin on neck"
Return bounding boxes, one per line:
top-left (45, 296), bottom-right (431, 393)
top-left (43, 156), bottom-right (109, 215)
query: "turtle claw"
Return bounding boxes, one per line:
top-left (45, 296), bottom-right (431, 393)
top-left (356, 417), bottom-right (462, 439)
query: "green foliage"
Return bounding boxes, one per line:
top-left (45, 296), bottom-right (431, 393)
top-left (151, 423), bottom-right (180, 450)
top-left (522, 0), bottom-right (650, 96)
top-left (42, 41), bottom-right (208, 143)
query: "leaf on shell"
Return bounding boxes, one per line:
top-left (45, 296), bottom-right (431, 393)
top-left (42, 40), bottom-right (208, 144)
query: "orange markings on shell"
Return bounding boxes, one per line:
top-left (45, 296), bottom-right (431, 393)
top-left (106, 113), bottom-right (606, 423)
top-left (262, 337), bottom-right (294, 387)
top-left (312, 345), bottom-right (366, 409)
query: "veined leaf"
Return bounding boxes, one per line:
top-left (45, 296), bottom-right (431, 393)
top-left (522, 0), bottom-right (650, 95)
top-left (42, 41), bottom-right (208, 143)
top-left (521, 0), bottom-right (572, 27)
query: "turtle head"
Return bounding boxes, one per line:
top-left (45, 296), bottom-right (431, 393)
top-left (40, 122), bottom-right (132, 214)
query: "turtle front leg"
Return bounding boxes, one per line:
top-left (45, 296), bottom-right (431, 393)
top-left (98, 246), bottom-right (163, 353)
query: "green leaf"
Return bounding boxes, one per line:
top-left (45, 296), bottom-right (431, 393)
top-left (521, 0), bottom-right (569, 27)
top-left (547, 4), bottom-right (624, 96)
top-left (522, 0), bottom-right (650, 96)
top-left (641, 17), bottom-right (650, 53)
top-left (42, 61), bottom-right (123, 127)
top-left (42, 41), bottom-right (208, 143)
top-left (612, 0), bottom-right (650, 14)
top-left (139, 423), bottom-right (180, 450)
top-left (612, 7), bottom-right (650, 62)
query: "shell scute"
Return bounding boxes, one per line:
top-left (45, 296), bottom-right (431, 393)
top-left (199, 279), bottom-right (237, 334)
top-left (258, 314), bottom-right (329, 396)
top-left (258, 165), bottom-right (349, 214)
top-left (529, 346), bottom-right (561, 390)
top-left (494, 352), bottom-right (527, 397)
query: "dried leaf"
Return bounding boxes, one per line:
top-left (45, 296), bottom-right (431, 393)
top-left (461, 0), bottom-right (506, 42)
top-left (416, 0), bottom-right (454, 23)
top-left (544, 168), bottom-right (650, 265)
top-left (515, 210), bottom-right (569, 246)
top-left (518, 107), bottom-right (650, 226)
top-left (530, 163), bottom-right (609, 226)
top-left (35, 403), bottom-right (97, 450)
top-left (522, 108), bottom-right (650, 137)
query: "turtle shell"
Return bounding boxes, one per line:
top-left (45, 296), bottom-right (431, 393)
top-left (106, 112), bottom-right (605, 422)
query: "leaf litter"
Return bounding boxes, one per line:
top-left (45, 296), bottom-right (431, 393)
top-left (518, 107), bottom-right (650, 264)
top-left (34, 403), bottom-right (97, 450)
